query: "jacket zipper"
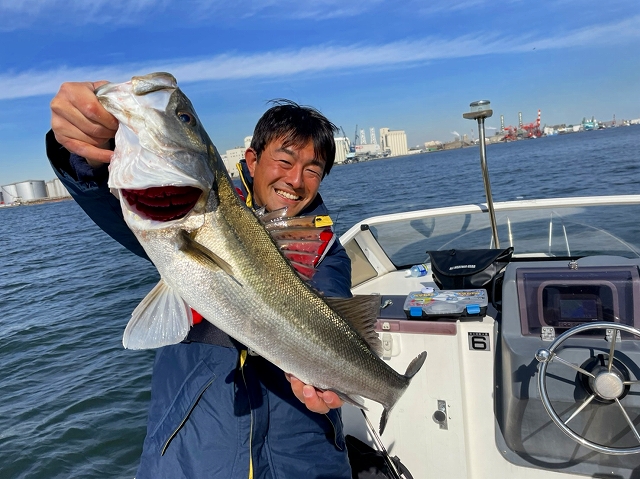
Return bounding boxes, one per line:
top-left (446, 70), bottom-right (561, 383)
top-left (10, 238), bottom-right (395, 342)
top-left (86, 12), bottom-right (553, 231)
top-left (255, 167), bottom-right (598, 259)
top-left (161, 377), bottom-right (216, 456)
top-left (324, 413), bottom-right (344, 450)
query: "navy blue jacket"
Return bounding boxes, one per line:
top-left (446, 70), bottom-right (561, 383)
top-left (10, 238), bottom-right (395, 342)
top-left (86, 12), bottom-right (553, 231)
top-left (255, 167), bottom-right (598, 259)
top-left (45, 130), bottom-right (354, 479)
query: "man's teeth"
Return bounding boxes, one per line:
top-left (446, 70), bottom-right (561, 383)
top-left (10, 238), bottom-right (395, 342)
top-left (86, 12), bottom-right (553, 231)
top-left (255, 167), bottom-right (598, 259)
top-left (276, 190), bottom-right (300, 200)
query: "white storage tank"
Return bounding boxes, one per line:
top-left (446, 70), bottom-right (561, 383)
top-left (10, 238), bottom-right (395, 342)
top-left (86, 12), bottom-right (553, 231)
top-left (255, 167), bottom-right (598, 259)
top-left (15, 180), bottom-right (47, 202)
top-left (46, 178), bottom-right (71, 198)
top-left (1, 184), bottom-right (18, 204)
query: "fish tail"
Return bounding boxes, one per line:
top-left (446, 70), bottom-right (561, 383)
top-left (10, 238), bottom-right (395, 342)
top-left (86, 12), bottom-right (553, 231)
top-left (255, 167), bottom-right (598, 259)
top-left (379, 351), bottom-right (427, 434)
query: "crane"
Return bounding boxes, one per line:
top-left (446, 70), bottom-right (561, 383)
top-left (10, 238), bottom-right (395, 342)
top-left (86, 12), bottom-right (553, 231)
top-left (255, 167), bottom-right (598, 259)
top-left (339, 126), bottom-right (356, 163)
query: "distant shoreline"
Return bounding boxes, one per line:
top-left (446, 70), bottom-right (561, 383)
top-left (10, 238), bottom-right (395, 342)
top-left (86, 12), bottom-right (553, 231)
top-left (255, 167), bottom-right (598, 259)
top-left (0, 196), bottom-right (73, 208)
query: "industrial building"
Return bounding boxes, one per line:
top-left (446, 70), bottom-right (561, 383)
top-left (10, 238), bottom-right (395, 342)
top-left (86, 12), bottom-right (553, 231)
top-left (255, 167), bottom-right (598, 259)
top-left (1, 183), bottom-right (19, 204)
top-left (334, 137), bottom-right (351, 164)
top-left (223, 147), bottom-right (244, 177)
top-left (221, 136), bottom-right (253, 177)
top-left (379, 128), bottom-right (408, 157)
top-left (1, 178), bottom-right (70, 205)
top-left (45, 178), bottom-right (70, 198)
top-left (16, 180), bottom-right (47, 201)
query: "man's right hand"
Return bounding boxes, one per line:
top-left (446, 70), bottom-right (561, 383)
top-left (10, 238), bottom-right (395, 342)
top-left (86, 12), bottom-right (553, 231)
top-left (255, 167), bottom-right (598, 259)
top-left (50, 81), bottom-right (119, 167)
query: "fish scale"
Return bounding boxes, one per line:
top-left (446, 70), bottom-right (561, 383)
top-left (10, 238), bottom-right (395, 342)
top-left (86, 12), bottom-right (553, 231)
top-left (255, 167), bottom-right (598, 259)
top-left (96, 72), bottom-right (426, 433)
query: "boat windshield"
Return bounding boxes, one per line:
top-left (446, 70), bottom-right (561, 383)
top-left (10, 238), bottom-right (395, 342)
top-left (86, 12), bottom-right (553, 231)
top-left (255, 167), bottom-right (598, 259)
top-left (361, 199), bottom-right (640, 268)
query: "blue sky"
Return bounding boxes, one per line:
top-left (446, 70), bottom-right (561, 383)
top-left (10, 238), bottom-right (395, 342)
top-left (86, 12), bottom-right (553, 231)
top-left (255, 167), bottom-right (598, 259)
top-left (1, 0), bottom-right (638, 185)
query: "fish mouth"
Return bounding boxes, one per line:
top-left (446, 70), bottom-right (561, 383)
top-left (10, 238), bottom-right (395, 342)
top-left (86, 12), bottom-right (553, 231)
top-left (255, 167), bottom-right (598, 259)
top-left (122, 186), bottom-right (202, 221)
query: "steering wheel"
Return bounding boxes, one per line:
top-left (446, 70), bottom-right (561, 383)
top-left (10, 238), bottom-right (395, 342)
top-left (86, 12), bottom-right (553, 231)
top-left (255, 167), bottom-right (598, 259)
top-left (535, 322), bottom-right (640, 455)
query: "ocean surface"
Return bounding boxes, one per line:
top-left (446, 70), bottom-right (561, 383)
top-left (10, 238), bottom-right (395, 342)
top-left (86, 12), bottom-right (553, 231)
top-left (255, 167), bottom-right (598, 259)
top-left (1, 125), bottom-right (638, 478)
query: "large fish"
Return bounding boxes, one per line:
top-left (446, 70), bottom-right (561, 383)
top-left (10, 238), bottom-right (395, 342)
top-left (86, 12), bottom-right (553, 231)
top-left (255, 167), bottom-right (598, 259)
top-left (96, 72), bottom-right (426, 433)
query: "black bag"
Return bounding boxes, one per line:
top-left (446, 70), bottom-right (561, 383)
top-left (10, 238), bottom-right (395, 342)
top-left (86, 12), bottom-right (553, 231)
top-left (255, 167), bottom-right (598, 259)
top-left (346, 435), bottom-right (414, 479)
top-left (427, 247), bottom-right (514, 305)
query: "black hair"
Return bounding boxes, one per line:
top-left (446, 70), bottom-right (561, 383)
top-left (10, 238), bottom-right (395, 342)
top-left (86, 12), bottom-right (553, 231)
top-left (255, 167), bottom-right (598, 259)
top-left (250, 99), bottom-right (338, 177)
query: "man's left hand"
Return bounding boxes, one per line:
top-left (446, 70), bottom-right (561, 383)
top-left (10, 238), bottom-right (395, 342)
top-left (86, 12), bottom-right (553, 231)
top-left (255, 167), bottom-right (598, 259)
top-left (285, 373), bottom-right (343, 413)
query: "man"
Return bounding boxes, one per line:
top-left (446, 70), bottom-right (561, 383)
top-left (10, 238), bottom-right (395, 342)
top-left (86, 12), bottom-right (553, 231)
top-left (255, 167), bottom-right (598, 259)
top-left (47, 81), bottom-right (353, 478)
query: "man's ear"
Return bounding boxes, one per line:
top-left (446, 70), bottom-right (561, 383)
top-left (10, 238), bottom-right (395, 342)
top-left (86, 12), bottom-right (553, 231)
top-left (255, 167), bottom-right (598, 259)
top-left (245, 148), bottom-right (258, 178)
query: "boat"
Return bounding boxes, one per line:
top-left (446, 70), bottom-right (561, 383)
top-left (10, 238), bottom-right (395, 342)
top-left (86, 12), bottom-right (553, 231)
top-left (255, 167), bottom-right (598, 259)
top-left (339, 119), bottom-right (640, 478)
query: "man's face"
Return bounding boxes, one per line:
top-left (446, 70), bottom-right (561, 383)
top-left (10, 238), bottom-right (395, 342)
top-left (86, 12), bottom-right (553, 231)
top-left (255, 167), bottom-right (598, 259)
top-left (245, 138), bottom-right (325, 217)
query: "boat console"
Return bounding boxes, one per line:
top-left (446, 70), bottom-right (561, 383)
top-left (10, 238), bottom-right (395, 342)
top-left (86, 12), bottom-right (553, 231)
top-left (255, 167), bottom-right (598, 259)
top-left (496, 256), bottom-right (640, 474)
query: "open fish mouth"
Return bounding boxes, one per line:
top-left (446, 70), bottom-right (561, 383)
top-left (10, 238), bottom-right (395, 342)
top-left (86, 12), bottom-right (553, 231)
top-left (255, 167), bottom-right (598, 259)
top-left (122, 186), bottom-right (202, 221)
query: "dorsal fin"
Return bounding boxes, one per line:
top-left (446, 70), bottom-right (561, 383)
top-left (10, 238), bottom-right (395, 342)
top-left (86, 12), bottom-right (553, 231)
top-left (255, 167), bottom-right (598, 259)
top-left (324, 295), bottom-right (382, 356)
top-left (256, 207), bottom-right (288, 223)
top-left (253, 211), bottom-right (337, 281)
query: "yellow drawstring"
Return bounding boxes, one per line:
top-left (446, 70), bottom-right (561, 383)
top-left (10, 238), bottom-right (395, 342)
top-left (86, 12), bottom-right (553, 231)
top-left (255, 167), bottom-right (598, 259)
top-left (239, 349), bottom-right (253, 479)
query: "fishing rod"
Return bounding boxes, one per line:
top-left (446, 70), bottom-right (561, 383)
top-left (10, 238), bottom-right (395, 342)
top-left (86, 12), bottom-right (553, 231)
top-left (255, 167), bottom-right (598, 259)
top-left (360, 409), bottom-right (414, 479)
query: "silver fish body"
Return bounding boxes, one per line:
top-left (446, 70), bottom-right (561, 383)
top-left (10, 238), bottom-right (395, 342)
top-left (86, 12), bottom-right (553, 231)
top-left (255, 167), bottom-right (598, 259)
top-left (97, 72), bottom-right (426, 433)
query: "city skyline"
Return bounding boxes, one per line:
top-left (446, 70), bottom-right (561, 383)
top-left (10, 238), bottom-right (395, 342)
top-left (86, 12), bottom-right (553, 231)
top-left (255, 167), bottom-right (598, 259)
top-left (1, 0), bottom-right (639, 185)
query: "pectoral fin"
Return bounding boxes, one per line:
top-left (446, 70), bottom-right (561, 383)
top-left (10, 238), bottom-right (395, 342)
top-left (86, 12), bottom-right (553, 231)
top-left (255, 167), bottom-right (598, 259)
top-left (178, 230), bottom-right (241, 285)
top-left (123, 279), bottom-right (192, 349)
top-left (331, 391), bottom-right (368, 410)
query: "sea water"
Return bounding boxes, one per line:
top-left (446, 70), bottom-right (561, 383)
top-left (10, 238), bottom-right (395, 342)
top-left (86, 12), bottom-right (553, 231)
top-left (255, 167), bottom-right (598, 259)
top-left (0, 125), bottom-right (638, 478)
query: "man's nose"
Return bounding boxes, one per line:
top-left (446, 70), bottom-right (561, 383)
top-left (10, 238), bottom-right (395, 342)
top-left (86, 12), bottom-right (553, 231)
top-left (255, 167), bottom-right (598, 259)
top-left (285, 164), bottom-right (304, 189)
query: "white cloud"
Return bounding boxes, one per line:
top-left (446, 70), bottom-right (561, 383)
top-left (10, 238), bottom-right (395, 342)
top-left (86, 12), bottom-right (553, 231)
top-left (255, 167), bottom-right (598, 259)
top-left (0, 15), bottom-right (637, 100)
top-left (0, 0), bottom-right (168, 30)
top-left (0, 0), bottom-right (507, 29)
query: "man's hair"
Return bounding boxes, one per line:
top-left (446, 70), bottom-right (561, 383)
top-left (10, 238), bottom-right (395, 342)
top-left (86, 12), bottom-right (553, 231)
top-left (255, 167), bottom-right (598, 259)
top-left (250, 99), bottom-right (339, 177)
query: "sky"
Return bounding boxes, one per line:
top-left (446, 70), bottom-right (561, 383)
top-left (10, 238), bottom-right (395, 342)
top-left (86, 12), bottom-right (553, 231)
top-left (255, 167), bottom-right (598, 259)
top-left (0, 0), bottom-right (639, 185)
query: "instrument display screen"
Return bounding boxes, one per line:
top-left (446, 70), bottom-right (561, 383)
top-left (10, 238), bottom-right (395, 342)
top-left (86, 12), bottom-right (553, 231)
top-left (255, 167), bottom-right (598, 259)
top-left (515, 266), bottom-right (640, 335)
top-left (541, 286), bottom-right (605, 326)
top-left (558, 297), bottom-right (599, 321)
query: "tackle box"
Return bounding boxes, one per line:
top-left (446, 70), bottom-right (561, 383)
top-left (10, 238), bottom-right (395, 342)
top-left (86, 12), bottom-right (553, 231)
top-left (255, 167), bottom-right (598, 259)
top-left (402, 289), bottom-right (488, 319)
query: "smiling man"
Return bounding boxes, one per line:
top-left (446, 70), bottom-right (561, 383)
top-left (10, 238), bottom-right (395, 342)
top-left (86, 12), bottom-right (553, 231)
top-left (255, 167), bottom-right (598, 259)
top-left (47, 87), bottom-right (354, 478)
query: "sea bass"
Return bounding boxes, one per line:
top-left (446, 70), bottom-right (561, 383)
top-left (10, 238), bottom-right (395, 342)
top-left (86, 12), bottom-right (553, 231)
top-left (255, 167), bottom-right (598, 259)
top-left (96, 72), bottom-right (426, 433)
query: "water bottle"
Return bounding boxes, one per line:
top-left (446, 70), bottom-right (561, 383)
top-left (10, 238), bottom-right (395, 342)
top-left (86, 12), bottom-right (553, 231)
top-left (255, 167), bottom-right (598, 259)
top-left (409, 263), bottom-right (428, 277)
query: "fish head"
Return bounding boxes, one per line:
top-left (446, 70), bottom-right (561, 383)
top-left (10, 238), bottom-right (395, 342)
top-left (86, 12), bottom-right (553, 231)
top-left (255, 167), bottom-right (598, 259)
top-left (97, 72), bottom-right (219, 230)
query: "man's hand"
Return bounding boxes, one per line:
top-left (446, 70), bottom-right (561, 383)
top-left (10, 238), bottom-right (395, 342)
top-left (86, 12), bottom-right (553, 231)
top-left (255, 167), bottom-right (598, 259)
top-left (285, 373), bottom-right (343, 413)
top-left (50, 81), bottom-right (119, 167)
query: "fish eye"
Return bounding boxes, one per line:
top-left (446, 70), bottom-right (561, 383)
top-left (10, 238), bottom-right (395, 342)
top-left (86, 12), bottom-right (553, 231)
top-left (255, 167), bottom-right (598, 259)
top-left (177, 111), bottom-right (196, 125)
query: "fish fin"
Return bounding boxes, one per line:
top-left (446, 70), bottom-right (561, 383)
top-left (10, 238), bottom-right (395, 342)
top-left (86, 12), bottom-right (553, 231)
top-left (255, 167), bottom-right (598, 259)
top-left (178, 230), bottom-right (241, 286)
top-left (123, 279), bottom-right (192, 349)
top-left (324, 295), bottom-right (383, 356)
top-left (404, 351), bottom-right (427, 379)
top-left (380, 408), bottom-right (390, 435)
top-left (256, 212), bottom-right (337, 281)
top-left (255, 207), bottom-right (288, 223)
top-left (331, 391), bottom-right (368, 410)
top-left (379, 351), bottom-right (428, 434)
top-left (287, 259), bottom-right (317, 280)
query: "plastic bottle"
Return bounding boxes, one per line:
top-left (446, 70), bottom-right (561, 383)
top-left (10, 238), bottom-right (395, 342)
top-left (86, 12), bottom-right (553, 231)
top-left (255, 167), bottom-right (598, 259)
top-left (409, 263), bottom-right (428, 277)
